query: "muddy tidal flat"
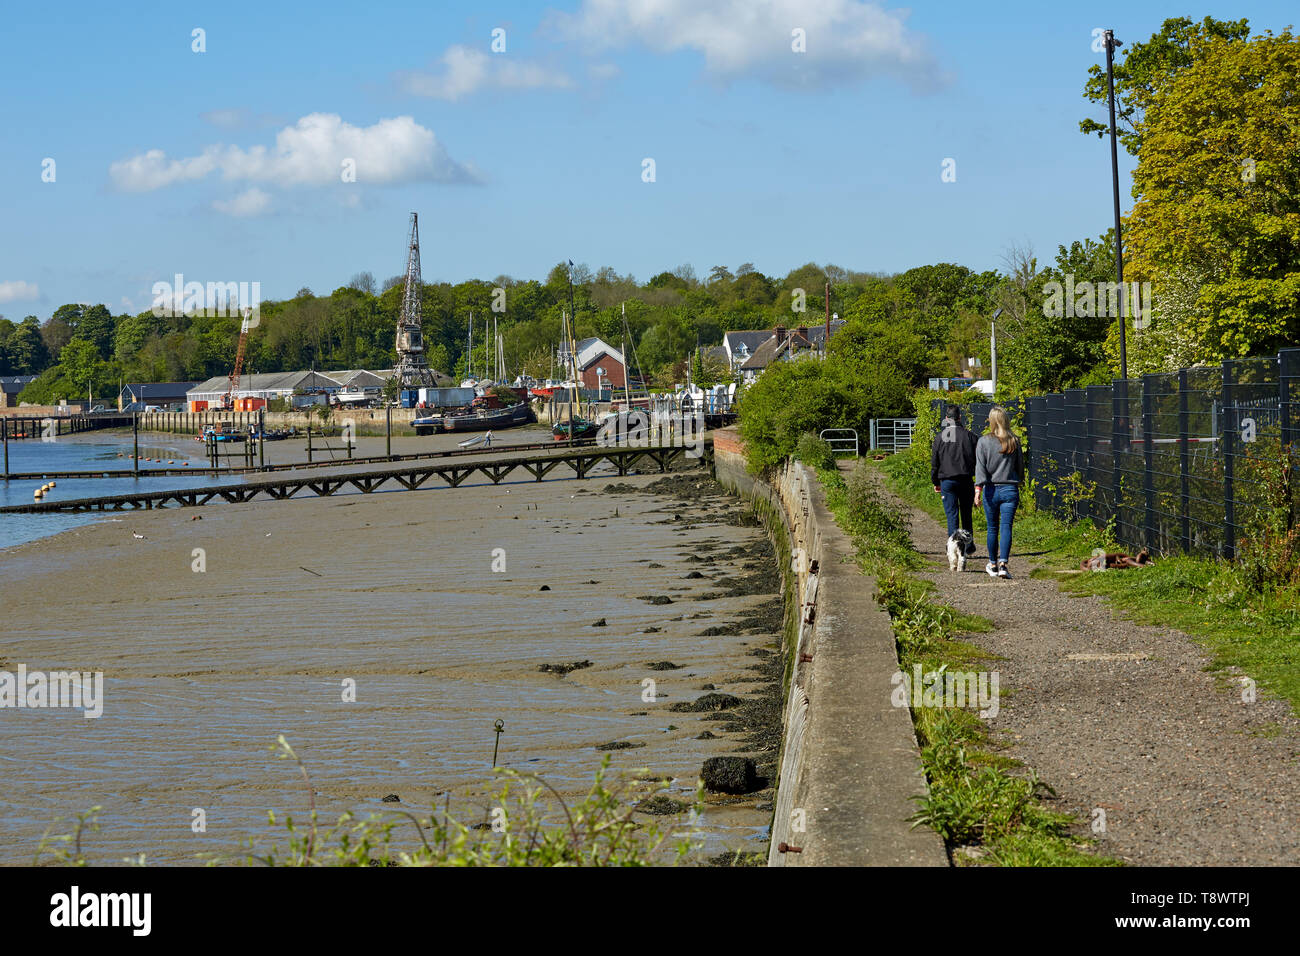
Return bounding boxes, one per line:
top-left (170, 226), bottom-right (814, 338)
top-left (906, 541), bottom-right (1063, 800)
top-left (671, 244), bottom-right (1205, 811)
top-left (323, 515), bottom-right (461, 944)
top-left (0, 463), bottom-right (784, 865)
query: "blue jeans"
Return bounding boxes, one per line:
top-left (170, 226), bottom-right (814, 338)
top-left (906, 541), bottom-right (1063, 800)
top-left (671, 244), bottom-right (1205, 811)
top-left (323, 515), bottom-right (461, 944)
top-left (939, 478), bottom-right (974, 536)
top-left (982, 484), bottom-right (1019, 563)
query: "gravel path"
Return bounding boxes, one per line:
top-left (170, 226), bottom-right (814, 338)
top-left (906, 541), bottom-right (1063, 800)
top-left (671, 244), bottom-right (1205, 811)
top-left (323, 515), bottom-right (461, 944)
top-left (879, 477), bottom-right (1300, 865)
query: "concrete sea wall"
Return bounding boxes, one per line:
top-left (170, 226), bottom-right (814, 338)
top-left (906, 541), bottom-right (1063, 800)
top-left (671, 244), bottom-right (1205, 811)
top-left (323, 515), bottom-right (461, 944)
top-left (712, 428), bottom-right (947, 867)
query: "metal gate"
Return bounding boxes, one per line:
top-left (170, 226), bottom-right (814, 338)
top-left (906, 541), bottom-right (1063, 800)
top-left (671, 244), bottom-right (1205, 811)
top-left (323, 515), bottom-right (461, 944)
top-left (869, 418), bottom-right (917, 453)
top-left (819, 428), bottom-right (859, 458)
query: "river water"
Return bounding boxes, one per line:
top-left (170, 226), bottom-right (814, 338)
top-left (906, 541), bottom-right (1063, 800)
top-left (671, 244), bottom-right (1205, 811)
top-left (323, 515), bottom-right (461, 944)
top-left (0, 434), bottom-right (225, 550)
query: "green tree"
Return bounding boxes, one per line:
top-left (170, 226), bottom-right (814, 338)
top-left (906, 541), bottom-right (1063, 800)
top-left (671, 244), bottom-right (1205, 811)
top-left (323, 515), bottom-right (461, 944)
top-left (72, 304), bottom-right (116, 360)
top-left (1122, 28), bottom-right (1300, 362)
top-left (1079, 16), bottom-right (1252, 156)
top-left (737, 357), bottom-right (907, 474)
top-left (42, 306), bottom-right (78, 362)
top-left (997, 232), bottom-right (1115, 391)
top-left (55, 339), bottom-right (108, 398)
top-left (638, 312), bottom-right (696, 373)
top-left (114, 311), bottom-right (167, 364)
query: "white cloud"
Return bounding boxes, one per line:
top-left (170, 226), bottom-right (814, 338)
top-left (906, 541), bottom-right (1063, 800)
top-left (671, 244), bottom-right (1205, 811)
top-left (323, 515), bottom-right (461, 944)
top-left (551, 0), bottom-right (943, 91)
top-left (396, 45), bottom-right (574, 100)
top-left (110, 113), bottom-right (478, 192)
top-left (213, 187), bottom-right (272, 217)
top-left (110, 149), bottom-right (218, 191)
top-left (0, 280), bottom-right (40, 304)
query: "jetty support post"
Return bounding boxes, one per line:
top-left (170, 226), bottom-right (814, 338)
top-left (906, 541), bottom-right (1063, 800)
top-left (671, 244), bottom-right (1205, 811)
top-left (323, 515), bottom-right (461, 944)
top-left (307, 426), bottom-right (313, 464)
top-left (386, 405), bottom-right (392, 459)
top-left (2, 417), bottom-right (8, 479)
top-left (133, 413), bottom-right (139, 477)
top-left (259, 409), bottom-right (265, 470)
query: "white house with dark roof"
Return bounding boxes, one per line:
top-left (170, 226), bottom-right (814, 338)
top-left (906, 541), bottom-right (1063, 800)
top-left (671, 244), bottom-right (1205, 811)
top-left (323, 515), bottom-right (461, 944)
top-left (721, 330), bottom-right (771, 373)
top-left (731, 321), bottom-right (847, 383)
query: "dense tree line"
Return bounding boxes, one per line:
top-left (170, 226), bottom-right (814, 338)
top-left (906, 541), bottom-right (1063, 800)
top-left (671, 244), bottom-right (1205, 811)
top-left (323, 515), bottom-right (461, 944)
top-left (6, 259), bottom-right (1010, 404)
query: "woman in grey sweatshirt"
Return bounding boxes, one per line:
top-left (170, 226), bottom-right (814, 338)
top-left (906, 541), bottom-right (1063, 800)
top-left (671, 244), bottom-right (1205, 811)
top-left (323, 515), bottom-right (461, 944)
top-left (974, 406), bottom-right (1024, 578)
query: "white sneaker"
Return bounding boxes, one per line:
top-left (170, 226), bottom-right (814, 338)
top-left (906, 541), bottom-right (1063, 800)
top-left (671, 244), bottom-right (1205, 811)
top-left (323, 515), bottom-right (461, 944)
top-left (997, 562), bottom-right (1011, 579)
top-left (985, 562), bottom-right (998, 577)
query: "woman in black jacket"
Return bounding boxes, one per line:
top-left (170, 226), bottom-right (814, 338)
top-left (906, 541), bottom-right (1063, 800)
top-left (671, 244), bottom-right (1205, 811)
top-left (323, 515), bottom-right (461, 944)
top-left (930, 404), bottom-right (976, 541)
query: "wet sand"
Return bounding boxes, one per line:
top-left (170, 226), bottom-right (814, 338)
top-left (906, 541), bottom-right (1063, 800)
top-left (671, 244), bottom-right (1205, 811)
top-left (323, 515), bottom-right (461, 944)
top-left (0, 458), bottom-right (783, 865)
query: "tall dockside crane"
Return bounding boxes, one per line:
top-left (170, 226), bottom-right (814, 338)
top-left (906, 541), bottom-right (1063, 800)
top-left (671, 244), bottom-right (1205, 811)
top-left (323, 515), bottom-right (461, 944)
top-left (392, 212), bottom-right (438, 389)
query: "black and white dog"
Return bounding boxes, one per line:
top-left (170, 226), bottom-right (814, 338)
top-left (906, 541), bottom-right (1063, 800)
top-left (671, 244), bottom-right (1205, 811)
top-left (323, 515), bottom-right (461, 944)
top-left (947, 529), bottom-right (975, 572)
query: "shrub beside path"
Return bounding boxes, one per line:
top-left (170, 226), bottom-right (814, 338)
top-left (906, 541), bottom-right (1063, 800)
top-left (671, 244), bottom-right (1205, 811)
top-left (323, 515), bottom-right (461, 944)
top-left (878, 478), bottom-right (1300, 865)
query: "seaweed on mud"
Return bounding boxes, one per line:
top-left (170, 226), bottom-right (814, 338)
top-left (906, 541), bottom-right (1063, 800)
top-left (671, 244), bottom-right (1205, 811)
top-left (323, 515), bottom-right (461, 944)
top-left (539, 660), bottom-right (593, 675)
top-left (668, 692), bottom-right (742, 713)
top-left (636, 795), bottom-right (690, 815)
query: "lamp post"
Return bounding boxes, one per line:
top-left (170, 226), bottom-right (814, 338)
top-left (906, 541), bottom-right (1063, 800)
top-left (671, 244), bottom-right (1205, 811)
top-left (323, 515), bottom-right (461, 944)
top-left (1104, 28), bottom-right (1128, 381)
top-left (990, 307), bottom-right (1002, 396)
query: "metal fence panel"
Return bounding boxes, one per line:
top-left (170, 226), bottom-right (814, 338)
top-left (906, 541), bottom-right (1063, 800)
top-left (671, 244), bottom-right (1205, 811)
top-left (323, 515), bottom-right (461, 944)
top-left (1021, 350), bottom-right (1298, 559)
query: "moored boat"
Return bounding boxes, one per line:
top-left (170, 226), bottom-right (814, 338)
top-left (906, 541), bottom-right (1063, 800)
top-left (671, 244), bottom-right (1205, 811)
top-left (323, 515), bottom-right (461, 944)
top-left (443, 402), bottom-right (534, 432)
top-left (552, 416), bottom-right (599, 440)
top-left (195, 424), bottom-right (245, 443)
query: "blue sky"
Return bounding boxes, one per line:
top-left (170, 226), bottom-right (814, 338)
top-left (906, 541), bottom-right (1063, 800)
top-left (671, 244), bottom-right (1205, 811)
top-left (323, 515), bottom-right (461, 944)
top-left (1, 1), bottom-right (1294, 316)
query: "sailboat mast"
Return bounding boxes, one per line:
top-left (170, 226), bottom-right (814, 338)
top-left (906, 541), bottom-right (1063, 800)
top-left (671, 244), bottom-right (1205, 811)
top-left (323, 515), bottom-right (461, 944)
top-left (562, 310), bottom-right (575, 445)
top-left (622, 303), bottom-right (633, 408)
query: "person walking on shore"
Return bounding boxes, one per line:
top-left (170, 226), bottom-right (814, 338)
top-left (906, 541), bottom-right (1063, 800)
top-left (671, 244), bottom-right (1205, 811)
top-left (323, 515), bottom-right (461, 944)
top-left (930, 404), bottom-right (977, 548)
top-left (974, 406), bottom-right (1024, 579)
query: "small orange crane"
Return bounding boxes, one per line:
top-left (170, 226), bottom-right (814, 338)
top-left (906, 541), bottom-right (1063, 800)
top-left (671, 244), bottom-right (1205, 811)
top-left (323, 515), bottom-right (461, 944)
top-left (221, 307), bottom-right (254, 410)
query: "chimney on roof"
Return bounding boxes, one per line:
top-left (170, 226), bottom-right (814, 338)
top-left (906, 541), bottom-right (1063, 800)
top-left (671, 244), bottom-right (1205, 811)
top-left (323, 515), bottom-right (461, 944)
top-left (795, 325), bottom-right (807, 341)
top-left (774, 324), bottom-right (787, 344)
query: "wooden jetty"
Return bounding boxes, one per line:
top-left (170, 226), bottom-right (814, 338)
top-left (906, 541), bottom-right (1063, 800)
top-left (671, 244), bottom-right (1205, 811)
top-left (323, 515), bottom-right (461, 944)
top-left (0, 413), bottom-right (134, 441)
top-left (0, 442), bottom-right (711, 514)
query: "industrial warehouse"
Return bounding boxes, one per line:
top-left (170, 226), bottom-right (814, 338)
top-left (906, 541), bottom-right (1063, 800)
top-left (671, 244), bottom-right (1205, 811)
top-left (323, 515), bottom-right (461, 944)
top-left (182, 368), bottom-right (455, 412)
